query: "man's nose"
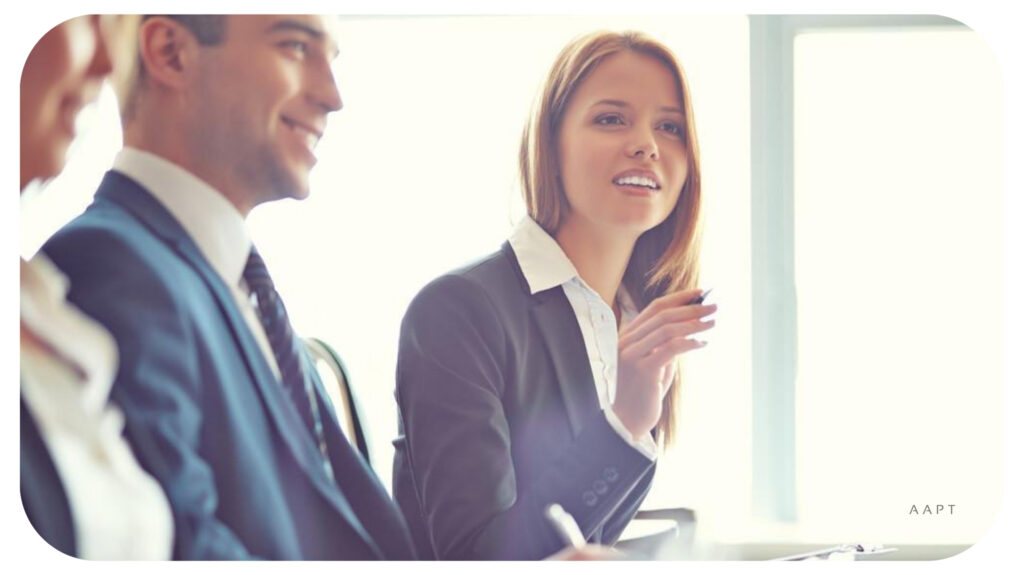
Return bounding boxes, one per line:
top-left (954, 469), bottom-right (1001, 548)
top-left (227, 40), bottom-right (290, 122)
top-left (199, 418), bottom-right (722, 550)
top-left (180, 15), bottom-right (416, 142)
top-left (308, 62), bottom-right (343, 114)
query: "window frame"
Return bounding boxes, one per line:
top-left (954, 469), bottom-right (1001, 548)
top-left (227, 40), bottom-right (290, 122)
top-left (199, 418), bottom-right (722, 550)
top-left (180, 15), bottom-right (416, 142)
top-left (747, 14), bottom-right (967, 523)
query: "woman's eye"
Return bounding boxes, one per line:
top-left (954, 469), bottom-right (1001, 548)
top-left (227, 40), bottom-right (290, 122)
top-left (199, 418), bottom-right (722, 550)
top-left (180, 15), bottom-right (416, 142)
top-left (595, 114), bottom-right (625, 126)
top-left (658, 121), bottom-right (683, 136)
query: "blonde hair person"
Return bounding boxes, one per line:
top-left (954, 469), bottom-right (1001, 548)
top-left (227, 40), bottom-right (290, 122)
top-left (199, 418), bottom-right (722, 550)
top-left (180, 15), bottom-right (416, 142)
top-left (393, 30), bottom-right (714, 560)
top-left (20, 15), bottom-right (173, 559)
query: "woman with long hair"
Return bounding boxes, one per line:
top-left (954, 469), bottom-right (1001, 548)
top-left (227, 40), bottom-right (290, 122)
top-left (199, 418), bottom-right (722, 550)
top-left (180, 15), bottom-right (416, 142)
top-left (392, 30), bottom-right (715, 560)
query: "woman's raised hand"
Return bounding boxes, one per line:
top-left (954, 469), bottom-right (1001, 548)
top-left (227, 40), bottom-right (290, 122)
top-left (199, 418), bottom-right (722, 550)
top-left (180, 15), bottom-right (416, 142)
top-left (612, 288), bottom-right (716, 440)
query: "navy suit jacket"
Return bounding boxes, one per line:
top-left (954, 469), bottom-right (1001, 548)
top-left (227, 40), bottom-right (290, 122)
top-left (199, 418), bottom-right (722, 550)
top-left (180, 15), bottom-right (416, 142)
top-left (43, 171), bottom-right (415, 560)
top-left (392, 243), bottom-right (656, 560)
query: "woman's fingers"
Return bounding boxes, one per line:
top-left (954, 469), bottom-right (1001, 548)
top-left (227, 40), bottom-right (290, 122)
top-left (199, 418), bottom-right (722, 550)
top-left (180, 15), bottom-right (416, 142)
top-left (657, 361), bottom-right (676, 394)
top-left (613, 289), bottom-right (714, 439)
top-left (620, 303), bottom-right (717, 348)
top-left (638, 336), bottom-right (707, 372)
top-left (625, 287), bottom-right (705, 331)
top-left (621, 316), bottom-right (715, 359)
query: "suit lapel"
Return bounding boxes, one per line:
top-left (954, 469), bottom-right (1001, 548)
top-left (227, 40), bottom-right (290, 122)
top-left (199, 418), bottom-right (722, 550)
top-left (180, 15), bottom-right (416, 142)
top-left (530, 291), bottom-right (600, 437)
top-left (503, 242), bottom-right (600, 438)
top-left (96, 172), bottom-right (381, 557)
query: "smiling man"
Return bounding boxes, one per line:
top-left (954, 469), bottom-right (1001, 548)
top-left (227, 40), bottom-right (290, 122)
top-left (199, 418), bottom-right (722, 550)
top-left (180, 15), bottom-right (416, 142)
top-left (41, 15), bottom-right (416, 559)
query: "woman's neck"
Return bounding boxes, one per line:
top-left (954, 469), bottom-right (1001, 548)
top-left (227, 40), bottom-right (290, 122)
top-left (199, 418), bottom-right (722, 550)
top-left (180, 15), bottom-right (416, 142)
top-left (555, 218), bottom-right (637, 311)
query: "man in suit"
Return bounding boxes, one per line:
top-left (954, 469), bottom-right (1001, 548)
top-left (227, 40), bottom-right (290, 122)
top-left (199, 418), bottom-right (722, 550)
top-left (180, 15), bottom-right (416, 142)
top-left (41, 15), bottom-right (415, 559)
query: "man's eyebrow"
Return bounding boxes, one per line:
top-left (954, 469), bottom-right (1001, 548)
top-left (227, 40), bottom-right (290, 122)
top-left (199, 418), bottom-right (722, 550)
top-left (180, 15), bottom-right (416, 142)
top-left (265, 19), bottom-right (341, 59)
top-left (266, 19), bottom-right (325, 39)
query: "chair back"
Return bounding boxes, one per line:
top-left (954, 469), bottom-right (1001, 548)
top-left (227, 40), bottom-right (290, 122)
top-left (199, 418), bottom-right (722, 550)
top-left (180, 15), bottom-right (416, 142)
top-left (304, 337), bottom-right (372, 465)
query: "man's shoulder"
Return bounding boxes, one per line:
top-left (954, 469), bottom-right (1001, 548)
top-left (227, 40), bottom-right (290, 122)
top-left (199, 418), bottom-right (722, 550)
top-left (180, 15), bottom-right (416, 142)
top-left (41, 190), bottom-right (198, 309)
top-left (46, 201), bottom-right (171, 270)
top-left (50, 198), bottom-right (141, 246)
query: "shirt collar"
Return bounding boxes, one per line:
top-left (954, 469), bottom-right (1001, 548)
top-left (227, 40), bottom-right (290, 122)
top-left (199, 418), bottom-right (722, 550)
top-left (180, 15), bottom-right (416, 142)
top-left (508, 216), bottom-right (640, 319)
top-left (112, 147), bottom-right (251, 288)
top-left (508, 216), bottom-right (580, 295)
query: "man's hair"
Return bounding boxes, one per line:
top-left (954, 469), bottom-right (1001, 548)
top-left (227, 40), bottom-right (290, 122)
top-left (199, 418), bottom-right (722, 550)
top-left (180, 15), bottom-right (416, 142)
top-left (118, 15), bottom-right (227, 124)
top-left (156, 15), bottom-right (227, 45)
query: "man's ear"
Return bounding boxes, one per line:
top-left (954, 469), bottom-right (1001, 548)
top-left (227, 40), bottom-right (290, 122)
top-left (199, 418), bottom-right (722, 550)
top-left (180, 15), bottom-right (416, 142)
top-left (138, 17), bottom-right (199, 91)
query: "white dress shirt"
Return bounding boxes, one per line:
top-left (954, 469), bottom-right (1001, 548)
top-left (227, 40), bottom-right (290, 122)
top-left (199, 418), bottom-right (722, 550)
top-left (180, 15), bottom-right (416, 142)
top-left (508, 217), bottom-right (659, 460)
top-left (112, 147), bottom-right (281, 380)
top-left (21, 255), bottom-right (173, 559)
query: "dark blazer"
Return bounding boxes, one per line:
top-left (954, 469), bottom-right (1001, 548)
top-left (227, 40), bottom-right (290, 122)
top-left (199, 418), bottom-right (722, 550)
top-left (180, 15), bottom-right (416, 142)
top-left (393, 242), bottom-right (656, 560)
top-left (42, 171), bottom-right (415, 560)
top-left (20, 398), bottom-right (75, 557)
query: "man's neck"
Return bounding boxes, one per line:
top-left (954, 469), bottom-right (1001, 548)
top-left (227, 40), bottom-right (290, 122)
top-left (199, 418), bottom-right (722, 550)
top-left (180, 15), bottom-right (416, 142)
top-left (122, 133), bottom-right (253, 218)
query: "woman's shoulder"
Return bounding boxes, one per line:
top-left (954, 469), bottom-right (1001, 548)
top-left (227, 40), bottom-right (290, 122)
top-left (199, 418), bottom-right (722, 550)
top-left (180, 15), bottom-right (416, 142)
top-left (405, 243), bottom-right (530, 322)
top-left (418, 243), bottom-right (526, 299)
top-left (450, 243), bottom-right (523, 281)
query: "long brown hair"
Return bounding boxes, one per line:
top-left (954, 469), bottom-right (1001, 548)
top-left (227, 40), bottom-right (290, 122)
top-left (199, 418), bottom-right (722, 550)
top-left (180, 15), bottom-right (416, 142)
top-left (519, 30), bottom-right (703, 446)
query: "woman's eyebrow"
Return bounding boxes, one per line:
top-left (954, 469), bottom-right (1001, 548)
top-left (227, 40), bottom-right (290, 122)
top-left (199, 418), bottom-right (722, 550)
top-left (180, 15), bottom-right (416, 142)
top-left (589, 99), bottom-right (684, 118)
top-left (591, 99), bottom-right (630, 109)
top-left (590, 99), bottom-right (684, 116)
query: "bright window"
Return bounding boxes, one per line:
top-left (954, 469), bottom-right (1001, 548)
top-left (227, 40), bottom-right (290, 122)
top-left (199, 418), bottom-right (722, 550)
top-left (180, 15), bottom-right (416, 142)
top-left (792, 28), bottom-right (1002, 544)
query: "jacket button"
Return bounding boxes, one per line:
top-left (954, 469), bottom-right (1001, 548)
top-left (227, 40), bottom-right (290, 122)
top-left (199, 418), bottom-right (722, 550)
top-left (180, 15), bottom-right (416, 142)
top-left (593, 479), bottom-right (608, 495)
top-left (603, 467), bottom-right (619, 483)
top-left (583, 490), bottom-right (598, 507)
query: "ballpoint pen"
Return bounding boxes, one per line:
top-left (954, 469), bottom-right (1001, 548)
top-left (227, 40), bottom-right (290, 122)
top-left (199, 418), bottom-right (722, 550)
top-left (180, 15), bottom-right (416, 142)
top-left (688, 287), bottom-right (713, 305)
top-left (545, 503), bottom-right (587, 549)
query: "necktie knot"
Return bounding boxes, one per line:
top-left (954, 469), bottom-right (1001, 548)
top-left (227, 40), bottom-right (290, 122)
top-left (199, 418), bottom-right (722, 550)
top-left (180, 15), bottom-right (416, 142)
top-left (244, 248), bottom-right (275, 293)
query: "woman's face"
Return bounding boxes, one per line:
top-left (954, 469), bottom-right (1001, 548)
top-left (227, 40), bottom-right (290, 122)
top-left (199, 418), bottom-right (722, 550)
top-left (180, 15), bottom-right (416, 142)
top-left (556, 51), bottom-right (689, 238)
top-left (20, 16), bottom-right (113, 188)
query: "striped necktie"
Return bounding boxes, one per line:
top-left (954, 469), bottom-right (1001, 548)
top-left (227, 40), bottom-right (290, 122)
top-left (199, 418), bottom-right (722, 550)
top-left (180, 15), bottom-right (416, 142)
top-left (243, 247), bottom-right (334, 482)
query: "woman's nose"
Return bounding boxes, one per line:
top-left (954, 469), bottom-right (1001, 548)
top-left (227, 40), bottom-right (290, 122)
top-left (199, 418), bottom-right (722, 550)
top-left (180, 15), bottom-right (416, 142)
top-left (627, 129), bottom-right (659, 161)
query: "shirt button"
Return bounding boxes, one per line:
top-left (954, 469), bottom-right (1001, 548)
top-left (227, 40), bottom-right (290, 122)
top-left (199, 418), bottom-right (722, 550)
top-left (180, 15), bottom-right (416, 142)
top-left (593, 479), bottom-right (608, 495)
top-left (583, 490), bottom-right (598, 507)
top-left (603, 467), bottom-right (619, 483)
